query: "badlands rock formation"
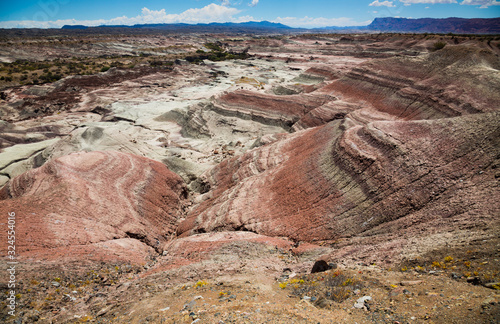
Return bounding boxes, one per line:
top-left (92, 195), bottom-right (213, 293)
top-left (179, 113), bottom-right (499, 247)
top-left (0, 33), bottom-right (499, 323)
top-left (178, 42), bottom-right (500, 263)
top-left (0, 150), bottom-right (187, 264)
top-left (0, 34), bottom-right (498, 264)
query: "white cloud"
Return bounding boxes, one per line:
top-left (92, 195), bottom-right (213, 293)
top-left (460, 0), bottom-right (500, 8)
top-left (369, 0), bottom-right (396, 7)
top-left (273, 16), bottom-right (371, 28)
top-left (249, 0), bottom-right (259, 7)
top-left (0, 4), bottom-right (250, 28)
top-left (398, 0), bottom-right (457, 4)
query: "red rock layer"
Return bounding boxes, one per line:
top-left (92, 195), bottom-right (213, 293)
top-left (292, 101), bottom-right (360, 131)
top-left (212, 90), bottom-right (334, 130)
top-left (0, 151), bottom-right (187, 264)
top-left (178, 111), bottom-right (500, 243)
top-left (303, 66), bottom-right (339, 80)
top-left (321, 46), bottom-right (500, 121)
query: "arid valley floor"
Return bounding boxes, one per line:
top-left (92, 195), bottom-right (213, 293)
top-left (0, 32), bottom-right (499, 323)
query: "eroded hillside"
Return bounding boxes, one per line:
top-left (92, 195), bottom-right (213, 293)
top-left (0, 33), bottom-right (499, 323)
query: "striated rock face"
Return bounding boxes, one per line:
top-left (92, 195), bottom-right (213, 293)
top-left (178, 111), bottom-right (500, 250)
top-left (0, 150), bottom-right (187, 264)
top-left (212, 90), bottom-right (335, 130)
top-left (1, 37), bottom-right (499, 270)
top-left (323, 46), bottom-right (500, 121)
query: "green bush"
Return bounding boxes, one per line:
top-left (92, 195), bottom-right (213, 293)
top-left (433, 41), bottom-right (446, 51)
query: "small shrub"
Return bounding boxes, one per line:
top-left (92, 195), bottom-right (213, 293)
top-left (329, 287), bottom-right (351, 303)
top-left (433, 41), bottom-right (446, 51)
top-left (444, 256), bottom-right (453, 263)
top-left (194, 280), bottom-right (208, 288)
top-left (342, 278), bottom-right (354, 286)
top-left (279, 282), bottom-right (288, 289)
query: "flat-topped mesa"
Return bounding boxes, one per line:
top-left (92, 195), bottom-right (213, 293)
top-left (178, 111), bottom-right (500, 252)
top-left (0, 150), bottom-right (188, 264)
top-left (210, 90), bottom-right (335, 131)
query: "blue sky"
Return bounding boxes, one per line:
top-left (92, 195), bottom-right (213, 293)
top-left (0, 0), bottom-right (498, 28)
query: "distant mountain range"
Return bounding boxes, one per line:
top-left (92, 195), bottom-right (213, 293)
top-left (366, 17), bottom-right (500, 34)
top-left (22, 17), bottom-right (500, 35)
top-left (61, 21), bottom-right (293, 33)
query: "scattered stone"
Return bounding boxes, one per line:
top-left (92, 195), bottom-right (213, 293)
top-left (183, 300), bottom-right (197, 311)
top-left (482, 297), bottom-right (497, 309)
top-left (62, 294), bottom-right (76, 302)
top-left (483, 282), bottom-right (500, 289)
top-left (311, 260), bottom-right (332, 273)
top-left (159, 307), bottom-right (170, 312)
top-left (466, 277), bottom-right (482, 285)
top-left (354, 296), bottom-right (372, 310)
top-left (400, 280), bottom-right (422, 286)
top-left (314, 297), bottom-right (331, 308)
